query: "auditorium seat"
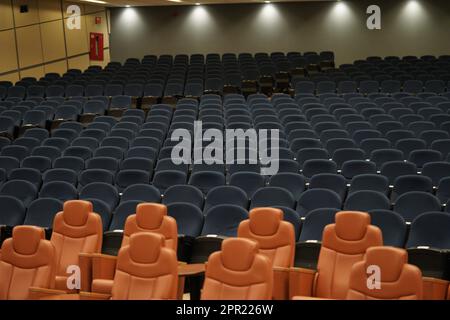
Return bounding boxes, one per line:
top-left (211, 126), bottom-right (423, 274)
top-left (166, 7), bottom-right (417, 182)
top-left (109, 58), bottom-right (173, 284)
top-left (347, 246), bottom-right (422, 300)
top-left (0, 226), bottom-right (56, 299)
top-left (291, 211), bottom-right (382, 299)
top-left (50, 200), bottom-right (103, 290)
top-left (296, 189), bottom-right (342, 217)
top-left (394, 191), bottom-right (442, 222)
top-left (201, 238), bottom-right (272, 300)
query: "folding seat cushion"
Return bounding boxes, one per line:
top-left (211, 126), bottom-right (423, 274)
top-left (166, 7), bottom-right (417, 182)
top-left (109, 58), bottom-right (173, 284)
top-left (394, 191), bottom-right (442, 222)
top-left (346, 246), bottom-right (422, 300)
top-left (1, 145), bottom-right (29, 162)
top-left (250, 187), bottom-right (295, 210)
top-left (201, 238), bottom-right (272, 300)
top-left (348, 174), bottom-right (389, 196)
top-left (23, 128), bottom-right (49, 141)
top-left (50, 200), bottom-right (102, 290)
top-left (0, 180), bottom-right (37, 207)
top-left (21, 156), bottom-right (52, 173)
top-left (408, 150), bottom-right (442, 168)
top-left (368, 210), bottom-right (407, 248)
top-left (24, 198), bottom-right (64, 229)
top-left (291, 211), bottom-right (383, 299)
top-left (302, 159), bottom-right (337, 179)
top-left (188, 171), bottom-right (225, 195)
top-left (0, 226), bottom-right (56, 299)
top-left (326, 138), bottom-right (356, 155)
top-left (94, 147), bottom-right (123, 160)
top-left (109, 232), bottom-right (178, 300)
top-left (391, 175), bottom-right (433, 202)
top-left (204, 186), bottom-right (248, 212)
top-left (79, 182), bottom-right (119, 212)
top-left (115, 170), bottom-right (150, 192)
top-left (341, 160), bottom-right (376, 180)
top-left (296, 148), bottom-right (330, 167)
top-left (296, 189), bottom-right (342, 217)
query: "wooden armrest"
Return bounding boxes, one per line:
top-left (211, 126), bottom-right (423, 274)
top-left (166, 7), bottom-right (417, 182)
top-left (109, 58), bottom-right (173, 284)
top-left (273, 267), bottom-right (291, 300)
top-left (92, 254), bottom-right (117, 281)
top-left (178, 263), bottom-right (205, 277)
top-left (79, 291), bottom-right (111, 300)
top-left (79, 253), bottom-right (95, 292)
top-left (422, 277), bottom-right (449, 300)
top-left (28, 287), bottom-right (68, 300)
top-left (289, 267), bottom-right (317, 299)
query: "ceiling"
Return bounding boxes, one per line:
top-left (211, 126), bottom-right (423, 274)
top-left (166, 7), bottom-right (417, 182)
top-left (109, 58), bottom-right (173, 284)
top-left (78, 0), bottom-right (329, 7)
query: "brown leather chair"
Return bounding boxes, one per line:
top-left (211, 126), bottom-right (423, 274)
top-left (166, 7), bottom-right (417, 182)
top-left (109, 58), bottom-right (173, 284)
top-left (110, 232), bottom-right (178, 300)
top-left (51, 200), bottom-right (103, 290)
top-left (201, 238), bottom-right (272, 300)
top-left (89, 203), bottom-right (178, 294)
top-left (238, 207), bottom-right (295, 300)
top-left (0, 226), bottom-right (56, 300)
top-left (290, 211), bottom-right (383, 299)
top-left (347, 246), bottom-right (423, 300)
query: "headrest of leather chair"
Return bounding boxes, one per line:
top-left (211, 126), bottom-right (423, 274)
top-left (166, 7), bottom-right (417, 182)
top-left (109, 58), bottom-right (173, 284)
top-left (364, 246), bottom-right (408, 282)
top-left (129, 232), bottom-right (164, 264)
top-left (221, 238), bottom-right (258, 271)
top-left (62, 200), bottom-right (93, 226)
top-left (249, 207), bottom-right (283, 236)
top-left (335, 211), bottom-right (371, 241)
top-left (12, 225), bottom-right (45, 255)
top-left (136, 203), bottom-right (167, 229)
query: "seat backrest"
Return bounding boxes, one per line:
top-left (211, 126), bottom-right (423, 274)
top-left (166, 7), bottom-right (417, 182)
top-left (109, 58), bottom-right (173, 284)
top-left (238, 208), bottom-right (295, 268)
top-left (0, 226), bottom-right (56, 299)
top-left (122, 203), bottom-right (177, 251)
top-left (111, 232), bottom-right (178, 300)
top-left (50, 200), bottom-right (102, 288)
top-left (201, 238), bottom-right (272, 300)
top-left (314, 211), bottom-right (383, 299)
top-left (347, 246), bottom-right (422, 300)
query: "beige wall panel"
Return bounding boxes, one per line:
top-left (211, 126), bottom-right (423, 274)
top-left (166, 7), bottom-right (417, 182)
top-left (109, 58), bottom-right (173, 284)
top-left (44, 60), bottom-right (67, 76)
top-left (38, 0), bottom-right (62, 23)
top-left (0, 30), bottom-right (18, 72)
top-left (0, 72), bottom-right (20, 83)
top-left (16, 25), bottom-right (43, 68)
top-left (0, 0), bottom-right (14, 30)
top-left (41, 20), bottom-right (66, 62)
top-left (63, 1), bottom-right (84, 18)
top-left (65, 15), bottom-right (88, 56)
top-left (86, 11), bottom-right (109, 48)
top-left (20, 65), bottom-right (44, 79)
top-left (84, 4), bottom-right (104, 15)
top-left (13, 0), bottom-right (39, 27)
top-left (68, 54), bottom-right (89, 71)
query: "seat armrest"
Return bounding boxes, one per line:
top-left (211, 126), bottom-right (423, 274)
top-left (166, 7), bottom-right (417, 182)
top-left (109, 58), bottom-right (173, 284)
top-left (422, 277), bottom-right (449, 300)
top-left (92, 254), bottom-right (117, 281)
top-left (79, 291), bottom-right (111, 300)
top-left (273, 267), bottom-right (290, 300)
top-left (79, 253), bottom-right (95, 292)
top-left (178, 263), bottom-right (205, 277)
top-left (289, 267), bottom-right (317, 299)
top-left (28, 287), bottom-right (68, 300)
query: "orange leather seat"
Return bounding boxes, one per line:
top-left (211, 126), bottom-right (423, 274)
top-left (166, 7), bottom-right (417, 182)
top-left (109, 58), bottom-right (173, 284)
top-left (111, 232), bottom-right (178, 300)
top-left (91, 203), bottom-right (177, 294)
top-left (201, 238), bottom-right (272, 300)
top-left (347, 246), bottom-right (422, 300)
top-left (0, 226), bottom-right (56, 300)
top-left (238, 207), bottom-right (295, 299)
top-left (51, 200), bottom-right (103, 290)
top-left (291, 211), bottom-right (383, 299)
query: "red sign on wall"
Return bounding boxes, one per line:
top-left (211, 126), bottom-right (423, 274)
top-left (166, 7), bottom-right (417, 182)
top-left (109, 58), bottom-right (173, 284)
top-left (95, 16), bottom-right (101, 24)
top-left (89, 32), bottom-right (104, 61)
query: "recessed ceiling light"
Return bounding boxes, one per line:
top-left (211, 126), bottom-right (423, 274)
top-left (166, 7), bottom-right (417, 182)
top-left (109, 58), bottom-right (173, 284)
top-left (264, 1), bottom-right (271, 3)
top-left (81, 0), bottom-right (107, 4)
top-left (168, 0), bottom-right (182, 2)
top-left (195, 3), bottom-right (201, 5)
top-left (125, 5), bottom-right (131, 7)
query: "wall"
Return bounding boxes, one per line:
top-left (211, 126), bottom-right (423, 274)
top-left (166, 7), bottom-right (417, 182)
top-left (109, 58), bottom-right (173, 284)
top-left (109, 0), bottom-right (450, 66)
top-left (0, 0), bottom-right (110, 83)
